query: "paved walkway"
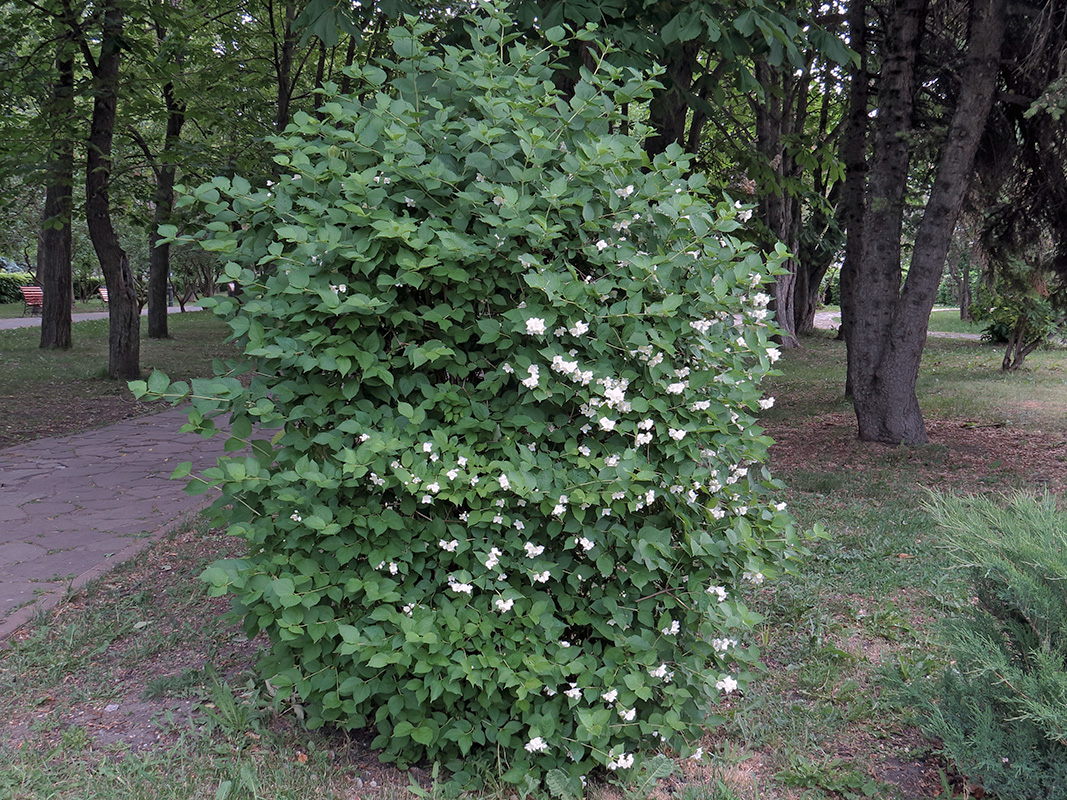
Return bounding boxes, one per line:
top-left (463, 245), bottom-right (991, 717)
top-left (0, 305), bottom-right (200, 331)
top-left (0, 407), bottom-right (228, 640)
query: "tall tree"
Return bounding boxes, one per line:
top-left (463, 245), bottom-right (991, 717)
top-left (85, 0), bottom-right (141, 380)
top-left (847, 0), bottom-right (1008, 443)
top-left (37, 7), bottom-right (77, 350)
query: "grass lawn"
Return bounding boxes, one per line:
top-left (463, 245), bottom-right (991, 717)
top-left (0, 311), bottom-right (234, 448)
top-left (1, 326), bottom-right (1065, 798)
top-left (925, 309), bottom-right (984, 335)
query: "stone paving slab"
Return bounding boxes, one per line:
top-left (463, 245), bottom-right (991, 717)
top-left (0, 407), bottom-right (231, 640)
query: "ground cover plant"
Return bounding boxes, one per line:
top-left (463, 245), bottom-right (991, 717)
top-left (0, 311), bottom-right (232, 447)
top-left (138, 10), bottom-right (800, 787)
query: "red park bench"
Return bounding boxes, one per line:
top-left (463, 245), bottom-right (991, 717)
top-left (19, 286), bottom-right (43, 316)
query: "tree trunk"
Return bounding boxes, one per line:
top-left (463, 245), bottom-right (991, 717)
top-left (645, 40), bottom-right (701, 157)
top-left (755, 60), bottom-right (803, 348)
top-left (147, 80), bottom-right (185, 339)
top-left (839, 0), bottom-right (869, 374)
top-left (38, 29), bottom-right (75, 351)
top-left (274, 1), bottom-right (299, 132)
top-left (850, 0), bottom-right (1007, 444)
top-left (85, 0), bottom-right (140, 380)
top-left (848, 0), bottom-right (928, 441)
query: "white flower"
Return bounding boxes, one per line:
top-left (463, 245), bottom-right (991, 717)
top-left (668, 428), bottom-right (687, 441)
top-left (775, 501), bottom-right (788, 511)
top-left (716, 675), bottom-right (739, 694)
top-left (649, 663), bottom-right (670, 679)
top-left (599, 417), bottom-right (616, 432)
top-left (759, 397), bottom-right (775, 410)
top-left (459, 511), bottom-right (469, 522)
top-left (447, 468), bottom-right (459, 480)
top-left (604, 455), bottom-right (620, 467)
top-left (569, 320), bottom-right (589, 336)
top-left (753, 292), bottom-right (771, 307)
top-left (426, 482), bottom-right (441, 493)
top-left (439, 539), bottom-right (459, 552)
top-left (422, 442), bottom-right (433, 453)
top-left (636, 433), bottom-right (652, 446)
top-left (498, 473), bottom-right (511, 491)
top-left (290, 512), bottom-right (302, 522)
top-left (421, 494), bottom-right (432, 504)
top-left (531, 570), bottom-right (551, 583)
top-left (447, 577), bottom-right (474, 595)
top-left (494, 597), bottom-right (515, 613)
top-left (457, 456), bottom-right (468, 467)
top-left (564, 684), bottom-right (581, 699)
top-left (596, 239), bottom-right (609, 251)
top-left (691, 400), bottom-right (711, 412)
top-left (559, 640), bottom-right (571, 648)
top-left (743, 570), bottom-right (765, 585)
top-left (404, 196), bottom-right (416, 207)
top-left (607, 753), bottom-right (634, 770)
top-left (525, 736), bottom-right (549, 753)
top-left (576, 537), bottom-right (594, 552)
top-left (620, 708), bottom-right (636, 721)
top-left (484, 547), bottom-right (502, 569)
top-left (615, 184), bottom-right (635, 198)
top-left (766, 347), bottom-right (781, 363)
top-left (712, 637), bottom-right (737, 652)
top-left (602, 688), bottom-right (618, 703)
top-left (524, 542), bottom-right (545, 558)
top-left (526, 317), bottom-right (547, 335)
top-left (552, 504), bottom-right (565, 516)
top-left (522, 365), bottom-right (540, 389)
top-left (666, 382), bottom-right (687, 394)
top-left (578, 445), bottom-right (591, 457)
top-left (661, 619), bottom-right (680, 636)
top-left (514, 520), bottom-right (525, 531)
top-left (707, 585), bottom-right (728, 602)
top-left (690, 747), bottom-right (704, 761)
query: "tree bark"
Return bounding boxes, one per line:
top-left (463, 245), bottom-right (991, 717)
top-left (147, 80), bottom-right (185, 339)
top-left (850, 0), bottom-right (1007, 444)
top-left (38, 25), bottom-right (76, 351)
top-left (839, 0), bottom-right (869, 369)
top-left (85, 0), bottom-right (140, 380)
top-left (645, 40), bottom-right (701, 157)
top-left (755, 60), bottom-right (804, 348)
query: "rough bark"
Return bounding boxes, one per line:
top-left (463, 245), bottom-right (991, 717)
top-left (38, 27), bottom-right (75, 351)
top-left (645, 41), bottom-right (701, 157)
top-left (850, 0), bottom-right (1007, 444)
top-left (755, 60), bottom-right (804, 348)
top-left (838, 0), bottom-right (869, 358)
top-left (274, 0), bottom-right (299, 132)
top-left (85, 0), bottom-right (140, 380)
top-left (147, 80), bottom-right (185, 339)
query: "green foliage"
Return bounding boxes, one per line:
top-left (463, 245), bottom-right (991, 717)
top-left (911, 493), bottom-right (1067, 799)
top-left (142, 9), bottom-right (801, 786)
top-left (970, 275), bottom-right (1063, 346)
top-left (0, 272), bottom-right (35, 303)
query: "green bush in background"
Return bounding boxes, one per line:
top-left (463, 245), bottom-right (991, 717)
top-left (915, 493), bottom-right (1067, 800)
top-left (0, 272), bottom-right (36, 303)
top-left (138, 9), bottom-right (803, 788)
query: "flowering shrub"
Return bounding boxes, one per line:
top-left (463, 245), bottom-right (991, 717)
top-left (138, 10), bottom-right (803, 787)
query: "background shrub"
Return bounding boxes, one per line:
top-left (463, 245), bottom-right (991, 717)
top-left (142, 10), bottom-right (803, 787)
top-left (0, 272), bottom-right (36, 303)
top-left (913, 493), bottom-right (1067, 799)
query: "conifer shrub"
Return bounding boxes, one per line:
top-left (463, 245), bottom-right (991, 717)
top-left (138, 10), bottom-right (802, 786)
top-left (916, 493), bottom-right (1067, 799)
